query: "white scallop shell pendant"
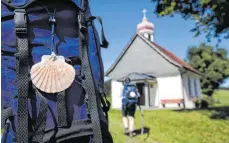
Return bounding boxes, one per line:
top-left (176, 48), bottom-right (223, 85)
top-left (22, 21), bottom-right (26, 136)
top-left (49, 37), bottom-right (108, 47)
top-left (30, 53), bottom-right (75, 93)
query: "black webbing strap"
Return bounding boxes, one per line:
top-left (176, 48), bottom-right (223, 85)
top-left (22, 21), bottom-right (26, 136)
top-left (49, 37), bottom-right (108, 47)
top-left (1, 108), bottom-right (13, 128)
top-left (99, 88), bottom-right (111, 122)
top-left (57, 91), bottom-right (68, 127)
top-left (100, 96), bottom-right (110, 122)
top-left (87, 16), bottom-right (109, 48)
top-left (31, 90), bottom-right (48, 142)
top-left (14, 9), bottom-right (29, 143)
top-left (78, 12), bottom-right (103, 143)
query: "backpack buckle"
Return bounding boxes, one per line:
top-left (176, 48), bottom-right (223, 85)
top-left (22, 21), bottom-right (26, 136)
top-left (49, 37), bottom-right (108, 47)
top-left (84, 97), bottom-right (91, 118)
top-left (14, 9), bottom-right (27, 34)
top-left (78, 13), bottom-right (87, 33)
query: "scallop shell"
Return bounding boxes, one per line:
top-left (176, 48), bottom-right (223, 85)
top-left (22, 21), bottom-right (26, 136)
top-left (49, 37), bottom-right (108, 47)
top-left (30, 55), bottom-right (75, 93)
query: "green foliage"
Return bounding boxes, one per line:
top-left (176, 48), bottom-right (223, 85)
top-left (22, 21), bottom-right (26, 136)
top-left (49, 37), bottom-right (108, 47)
top-left (187, 43), bottom-right (229, 96)
top-left (202, 95), bottom-right (214, 105)
top-left (211, 110), bottom-right (229, 120)
top-left (152, 0), bottom-right (229, 41)
top-left (194, 96), bottom-right (212, 108)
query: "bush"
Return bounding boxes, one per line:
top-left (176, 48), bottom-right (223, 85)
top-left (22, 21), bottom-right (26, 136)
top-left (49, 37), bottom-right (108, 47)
top-left (211, 111), bottom-right (229, 120)
top-left (194, 99), bottom-right (201, 108)
top-left (200, 100), bottom-right (209, 108)
top-left (202, 95), bottom-right (215, 106)
top-left (194, 98), bottom-right (209, 109)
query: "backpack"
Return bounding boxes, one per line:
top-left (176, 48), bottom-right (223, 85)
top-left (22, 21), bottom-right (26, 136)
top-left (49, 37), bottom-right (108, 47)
top-left (122, 84), bottom-right (139, 106)
top-left (1, 0), bottom-right (113, 143)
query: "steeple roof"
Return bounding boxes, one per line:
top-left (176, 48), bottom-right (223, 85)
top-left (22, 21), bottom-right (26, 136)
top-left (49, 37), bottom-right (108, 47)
top-left (137, 9), bottom-right (154, 34)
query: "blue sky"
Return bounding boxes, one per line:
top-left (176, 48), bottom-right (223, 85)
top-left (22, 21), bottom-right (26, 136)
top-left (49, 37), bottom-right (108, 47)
top-left (90, 0), bottom-right (229, 87)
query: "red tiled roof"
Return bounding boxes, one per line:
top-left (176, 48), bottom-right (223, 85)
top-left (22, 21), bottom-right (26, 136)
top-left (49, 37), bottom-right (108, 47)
top-left (151, 42), bottom-right (201, 74)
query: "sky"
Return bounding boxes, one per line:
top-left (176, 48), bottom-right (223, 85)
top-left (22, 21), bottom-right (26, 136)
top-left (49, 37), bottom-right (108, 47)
top-left (89, 0), bottom-right (229, 87)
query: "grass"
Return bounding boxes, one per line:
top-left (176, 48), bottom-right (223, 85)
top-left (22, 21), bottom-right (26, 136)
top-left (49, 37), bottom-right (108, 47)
top-left (213, 90), bottom-right (229, 107)
top-left (108, 90), bottom-right (229, 143)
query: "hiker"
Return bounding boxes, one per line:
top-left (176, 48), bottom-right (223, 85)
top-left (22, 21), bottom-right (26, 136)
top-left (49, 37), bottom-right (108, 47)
top-left (121, 77), bottom-right (140, 137)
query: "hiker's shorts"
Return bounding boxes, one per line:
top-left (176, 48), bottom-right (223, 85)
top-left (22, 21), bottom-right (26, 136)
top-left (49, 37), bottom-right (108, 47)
top-left (122, 103), bottom-right (136, 117)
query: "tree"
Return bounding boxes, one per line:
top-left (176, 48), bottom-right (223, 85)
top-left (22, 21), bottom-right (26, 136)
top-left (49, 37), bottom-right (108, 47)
top-left (152, 0), bottom-right (229, 41)
top-left (187, 43), bottom-right (229, 96)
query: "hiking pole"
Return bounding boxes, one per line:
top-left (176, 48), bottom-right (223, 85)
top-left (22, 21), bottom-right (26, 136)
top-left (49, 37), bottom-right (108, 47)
top-left (138, 105), bottom-right (144, 135)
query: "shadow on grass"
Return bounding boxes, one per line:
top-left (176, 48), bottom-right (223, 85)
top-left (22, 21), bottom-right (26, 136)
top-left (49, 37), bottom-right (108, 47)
top-left (173, 106), bottom-right (229, 120)
top-left (125, 127), bottom-right (150, 139)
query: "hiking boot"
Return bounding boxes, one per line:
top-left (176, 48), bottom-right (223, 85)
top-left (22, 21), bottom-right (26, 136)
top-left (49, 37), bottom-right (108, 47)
top-left (129, 131), bottom-right (136, 137)
top-left (129, 131), bottom-right (133, 137)
top-left (124, 128), bottom-right (129, 134)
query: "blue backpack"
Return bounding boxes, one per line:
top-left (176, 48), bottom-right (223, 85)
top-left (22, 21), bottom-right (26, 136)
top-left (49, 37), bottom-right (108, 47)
top-left (122, 84), bottom-right (139, 106)
top-left (1, 0), bottom-right (113, 143)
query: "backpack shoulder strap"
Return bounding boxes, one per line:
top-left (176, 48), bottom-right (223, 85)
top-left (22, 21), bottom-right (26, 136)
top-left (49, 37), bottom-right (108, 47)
top-left (125, 85), bottom-right (134, 92)
top-left (31, 89), bottom-right (48, 143)
top-left (57, 91), bottom-right (68, 127)
top-left (123, 85), bottom-right (129, 96)
top-left (78, 12), bottom-right (103, 143)
top-left (14, 9), bottom-right (29, 143)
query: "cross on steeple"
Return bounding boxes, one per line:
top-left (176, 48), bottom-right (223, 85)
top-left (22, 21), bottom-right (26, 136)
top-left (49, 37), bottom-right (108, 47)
top-left (142, 8), bottom-right (147, 20)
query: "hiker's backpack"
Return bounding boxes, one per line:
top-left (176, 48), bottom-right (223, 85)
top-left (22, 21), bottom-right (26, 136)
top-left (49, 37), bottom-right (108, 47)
top-left (122, 84), bottom-right (139, 106)
top-left (1, 0), bottom-right (113, 143)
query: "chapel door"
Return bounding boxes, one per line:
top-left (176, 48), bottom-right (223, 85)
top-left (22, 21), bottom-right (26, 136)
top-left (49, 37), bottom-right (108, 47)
top-left (136, 83), bottom-right (145, 105)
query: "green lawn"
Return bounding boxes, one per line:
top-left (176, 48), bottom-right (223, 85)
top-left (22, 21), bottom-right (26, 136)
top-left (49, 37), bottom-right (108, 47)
top-left (108, 90), bottom-right (229, 143)
top-left (213, 90), bottom-right (229, 107)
